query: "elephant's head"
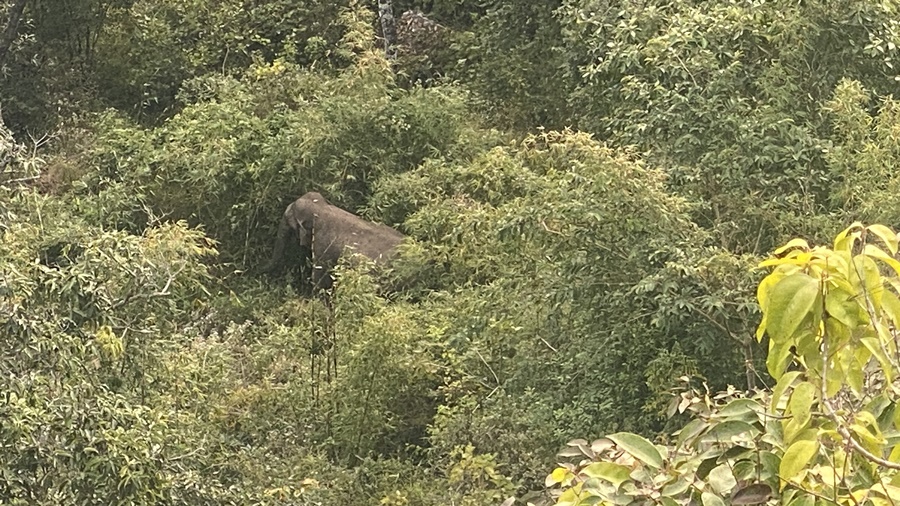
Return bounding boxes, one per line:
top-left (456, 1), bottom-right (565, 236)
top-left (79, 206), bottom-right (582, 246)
top-left (287, 192), bottom-right (325, 248)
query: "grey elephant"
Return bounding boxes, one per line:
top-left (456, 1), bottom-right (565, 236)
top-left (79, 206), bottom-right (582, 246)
top-left (263, 192), bottom-right (406, 291)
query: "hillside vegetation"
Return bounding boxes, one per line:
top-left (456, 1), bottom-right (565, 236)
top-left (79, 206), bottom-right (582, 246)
top-left (3, 0), bottom-right (900, 504)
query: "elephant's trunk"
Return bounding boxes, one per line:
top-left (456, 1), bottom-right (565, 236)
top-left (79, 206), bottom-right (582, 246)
top-left (258, 215), bottom-right (292, 274)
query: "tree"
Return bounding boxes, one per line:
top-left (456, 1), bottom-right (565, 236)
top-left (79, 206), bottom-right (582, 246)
top-left (0, 0), bottom-right (27, 67)
top-left (561, 0), bottom-right (900, 254)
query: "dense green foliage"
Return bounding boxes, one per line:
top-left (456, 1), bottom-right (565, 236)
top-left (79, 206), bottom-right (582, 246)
top-left (3, 0), bottom-right (900, 504)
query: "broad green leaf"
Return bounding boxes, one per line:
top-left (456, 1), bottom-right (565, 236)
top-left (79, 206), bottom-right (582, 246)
top-left (556, 486), bottom-right (579, 506)
top-left (581, 462), bottom-right (631, 489)
top-left (867, 395), bottom-right (895, 429)
top-left (850, 423), bottom-right (884, 452)
top-left (891, 469), bottom-right (900, 486)
top-left (853, 488), bottom-right (874, 504)
top-left (786, 492), bottom-right (815, 506)
top-left (774, 238), bottom-right (810, 256)
top-left (871, 482), bottom-right (900, 503)
top-left (788, 381), bottom-right (816, 428)
top-left (779, 440), bottom-right (819, 488)
top-left (756, 271), bottom-right (784, 310)
top-left (882, 290), bottom-right (900, 328)
top-left (770, 371), bottom-right (802, 413)
top-left (782, 418), bottom-right (804, 447)
top-left (890, 444), bottom-right (900, 465)
top-left (731, 460), bottom-right (757, 483)
top-left (718, 398), bottom-right (764, 418)
top-left (824, 287), bottom-right (859, 328)
top-left (792, 330), bottom-right (819, 367)
top-left (867, 224), bottom-right (899, 255)
top-left (701, 420), bottom-right (758, 443)
top-left (560, 439), bottom-right (595, 458)
top-left (834, 223), bottom-right (863, 252)
top-left (701, 491), bottom-right (726, 506)
top-left (708, 464), bottom-right (737, 495)
top-left (862, 335), bottom-right (892, 384)
top-left (676, 419), bottom-right (709, 449)
top-left (766, 339), bottom-right (795, 380)
top-left (851, 255), bottom-right (883, 305)
top-left (791, 428), bottom-right (820, 443)
top-left (847, 357), bottom-right (866, 394)
top-left (758, 255), bottom-right (812, 268)
top-left (824, 254), bottom-right (854, 287)
top-left (764, 273), bottom-right (820, 342)
top-left (755, 316), bottom-right (767, 342)
top-left (856, 411), bottom-right (883, 437)
top-left (557, 447), bottom-right (587, 458)
top-left (696, 456), bottom-right (720, 479)
top-left (815, 465), bottom-right (837, 486)
top-left (607, 432), bottom-right (664, 469)
top-left (759, 451), bottom-right (781, 477)
top-left (888, 278), bottom-right (900, 297)
top-left (864, 244), bottom-right (900, 278)
top-left (661, 477), bottom-right (691, 497)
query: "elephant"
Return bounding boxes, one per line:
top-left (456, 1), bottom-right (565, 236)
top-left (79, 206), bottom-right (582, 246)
top-left (262, 192), bottom-right (406, 291)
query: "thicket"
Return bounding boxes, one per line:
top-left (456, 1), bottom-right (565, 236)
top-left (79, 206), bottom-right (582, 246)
top-left (3, 0), bottom-right (900, 504)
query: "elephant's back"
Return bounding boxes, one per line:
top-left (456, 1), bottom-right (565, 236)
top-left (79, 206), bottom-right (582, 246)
top-left (314, 205), bottom-right (405, 262)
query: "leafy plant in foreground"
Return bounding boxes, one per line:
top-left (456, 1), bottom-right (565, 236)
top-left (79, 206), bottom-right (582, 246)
top-left (545, 223), bottom-right (900, 506)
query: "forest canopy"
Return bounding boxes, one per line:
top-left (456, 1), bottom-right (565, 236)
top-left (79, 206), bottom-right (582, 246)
top-left (3, 0), bottom-right (900, 504)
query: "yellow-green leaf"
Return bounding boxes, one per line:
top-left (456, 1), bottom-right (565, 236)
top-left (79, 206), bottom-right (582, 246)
top-left (850, 423), bottom-right (884, 452)
top-left (607, 432), bottom-right (664, 469)
top-left (871, 482), bottom-right (900, 504)
top-left (788, 381), bottom-right (816, 429)
top-left (862, 335), bottom-right (893, 384)
top-left (835, 223), bottom-right (864, 252)
top-left (755, 316), bottom-right (767, 342)
top-left (556, 486), bottom-right (579, 506)
top-left (701, 492), bottom-right (726, 506)
top-left (867, 224), bottom-right (899, 255)
top-left (764, 273), bottom-right (820, 342)
top-left (770, 371), bottom-right (802, 414)
top-left (774, 238), bottom-right (810, 256)
top-left (708, 464), bottom-right (737, 495)
top-left (661, 477), bottom-right (691, 497)
top-left (581, 462), bottom-right (632, 489)
top-left (766, 339), bottom-right (795, 380)
top-left (864, 244), bottom-right (900, 278)
top-left (824, 287), bottom-right (859, 328)
top-left (888, 444), bottom-right (900, 464)
top-left (779, 440), bottom-right (819, 488)
top-left (757, 272), bottom-right (784, 310)
top-left (882, 290), bottom-right (900, 328)
top-left (758, 255), bottom-right (811, 268)
top-left (851, 256), bottom-right (883, 305)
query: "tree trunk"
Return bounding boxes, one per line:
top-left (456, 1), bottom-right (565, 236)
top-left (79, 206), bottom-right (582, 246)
top-left (0, 0), bottom-right (27, 68)
top-left (377, 0), bottom-right (397, 61)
